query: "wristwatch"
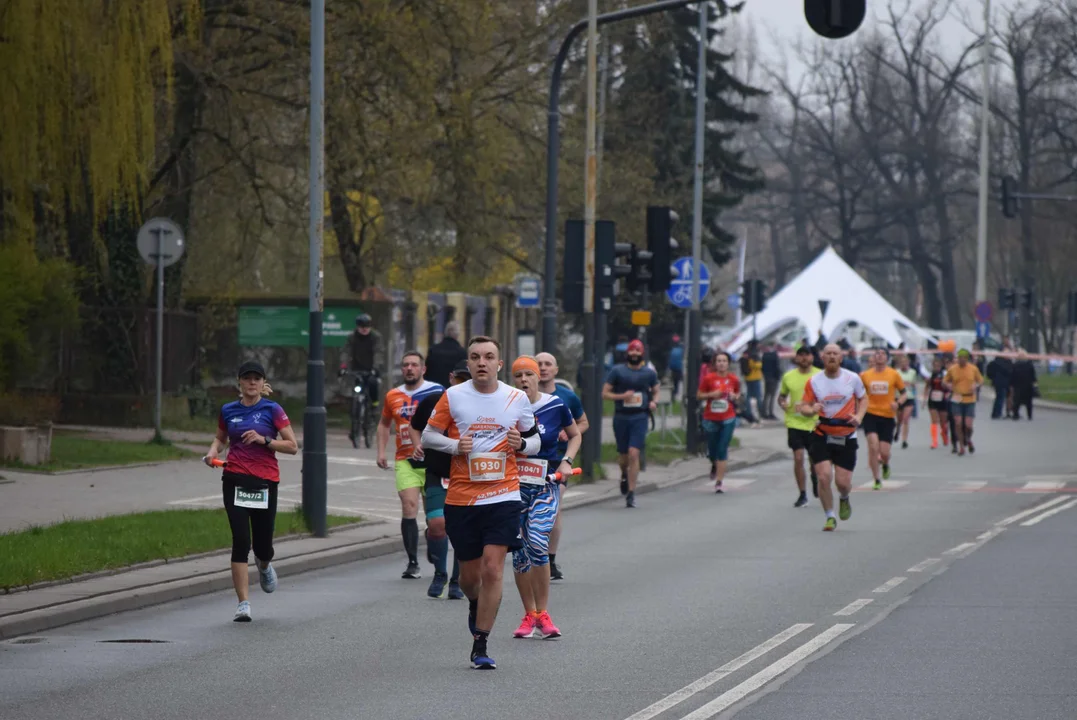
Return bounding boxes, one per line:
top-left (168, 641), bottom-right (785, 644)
top-left (263, 436), bottom-right (271, 447)
top-left (562, 456), bottom-right (574, 466)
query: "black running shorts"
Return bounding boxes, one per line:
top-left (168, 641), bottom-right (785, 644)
top-left (861, 412), bottom-right (896, 441)
top-left (808, 433), bottom-right (858, 472)
top-left (787, 428), bottom-right (815, 451)
top-left (444, 501), bottom-right (524, 562)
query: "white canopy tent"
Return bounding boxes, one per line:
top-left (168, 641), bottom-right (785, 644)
top-left (721, 247), bottom-right (937, 355)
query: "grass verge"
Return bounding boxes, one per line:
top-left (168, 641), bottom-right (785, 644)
top-left (1036, 372), bottom-right (1077, 405)
top-left (0, 507), bottom-right (359, 590)
top-left (0, 433), bottom-right (199, 473)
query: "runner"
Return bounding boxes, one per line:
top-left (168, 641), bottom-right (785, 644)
top-left (203, 361), bottom-right (299, 622)
top-left (796, 344), bottom-right (868, 532)
top-left (509, 356), bottom-right (581, 640)
top-left (697, 351), bottom-right (740, 493)
top-left (408, 360), bottom-right (469, 600)
top-left (924, 356), bottom-right (950, 450)
top-left (602, 339), bottom-right (660, 508)
top-left (895, 353), bottom-right (918, 449)
top-left (376, 351), bottom-right (444, 580)
top-left (859, 348), bottom-right (906, 490)
top-left (535, 352), bottom-right (588, 582)
top-left (778, 345), bottom-right (821, 507)
top-left (420, 336), bottom-right (540, 670)
top-left (944, 349), bottom-right (983, 456)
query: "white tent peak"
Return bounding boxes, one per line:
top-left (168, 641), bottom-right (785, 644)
top-left (722, 246), bottom-right (935, 354)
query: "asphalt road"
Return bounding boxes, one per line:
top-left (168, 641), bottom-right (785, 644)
top-left (2, 409), bottom-right (1075, 719)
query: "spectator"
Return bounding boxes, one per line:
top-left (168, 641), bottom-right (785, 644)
top-left (841, 345), bottom-right (862, 373)
top-left (761, 342), bottom-right (781, 420)
top-left (1010, 350), bottom-right (1037, 420)
top-left (668, 336), bottom-right (685, 401)
top-left (424, 321), bottom-right (467, 388)
top-left (739, 341), bottom-right (764, 425)
top-left (986, 349), bottom-right (1014, 419)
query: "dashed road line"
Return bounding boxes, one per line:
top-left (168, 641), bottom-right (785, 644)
top-left (907, 558), bottom-right (940, 573)
top-left (996, 495), bottom-right (1068, 526)
top-left (943, 542), bottom-right (977, 556)
top-left (872, 577), bottom-right (907, 593)
top-left (1019, 498), bottom-right (1077, 526)
top-left (833, 598), bottom-right (873, 616)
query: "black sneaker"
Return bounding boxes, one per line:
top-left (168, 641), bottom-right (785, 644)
top-left (471, 639), bottom-right (496, 670)
top-left (626, 491), bottom-right (636, 508)
top-left (794, 493), bottom-right (808, 508)
top-left (620, 470), bottom-right (628, 496)
top-left (967, 442), bottom-right (975, 454)
top-left (427, 572), bottom-right (448, 598)
top-left (402, 562), bottom-right (422, 579)
top-left (550, 562), bottom-right (564, 581)
top-left (447, 581), bottom-right (464, 600)
top-left (810, 473), bottom-right (819, 498)
top-left (901, 441), bottom-right (908, 449)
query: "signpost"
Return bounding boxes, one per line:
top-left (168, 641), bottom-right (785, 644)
top-left (974, 301), bottom-right (993, 323)
top-left (976, 321), bottom-right (991, 340)
top-left (515, 275), bottom-right (541, 309)
top-left (136, 218), bottom-right (185, 442)
top-left (667, 257), bottom-right (711, 308)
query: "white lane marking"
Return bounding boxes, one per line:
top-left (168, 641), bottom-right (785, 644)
top-left (624, 624), bottom-right (813, 720)
top-left (872, 577), bottom-right (907, 593)
top-left (168, 494), bottom-right (221, 505)
top-left (1019, 498), bottom-right (1077, 526)
top-left (943, 542), bottom-right (977, 556)
top-left (907, 558), bottom-right (940, 573)
top-left (1018, 480), bottom-right (1066, 493)
top-left (675, 624), bottom-right (854, 720)
top-left (855, 480), bottom-right (909, 490)
top-left (996, 496), bottom-right (1068, 526)
top-left (977, 527), bottom-right (1005, 541)
top-left (280, 455), bottom-right (380, 467)
top-left (325, 505), bottom-right (367, 516)
top-left (328, 475), bottom-right (376, 485)
top-left (833, 599), bottom-right (873, 616)
top-left (945, 480), bottom-right (988, 492)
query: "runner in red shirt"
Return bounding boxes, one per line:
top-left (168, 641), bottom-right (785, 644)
top-left (698, 351), bottom-right (740, 493)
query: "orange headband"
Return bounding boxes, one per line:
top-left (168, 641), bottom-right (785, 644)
top-left (512, 356), bottom-right (540, 376)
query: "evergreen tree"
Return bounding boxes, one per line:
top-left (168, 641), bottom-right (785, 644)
top-left (604, 1), bottom-right (764, 265)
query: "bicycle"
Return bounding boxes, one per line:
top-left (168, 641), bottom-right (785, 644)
top-left (343, 370), bottom-right (377, 449)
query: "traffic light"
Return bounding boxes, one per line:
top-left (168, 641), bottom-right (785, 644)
top-left (562, 220), bottom-right (584, 314)
top-left (804, 0), bottom-right (865, 39)
top-left (741, 279), bottom-right (767, 314)
top-left (997, 288), bottom-right (1016, 311)
top-left (1001, 176), bottom-right (1019, 219)
top-left (646, 206), bottom-right (672, 293)
top-left (595, 220), bottom-right (630, 303)
top-left (627, 246), bottom-right (654, 293)
top-left (1067, 290), bottom-right (1077, 326)
top-left (1019, 288), bottom-right (1034, 310)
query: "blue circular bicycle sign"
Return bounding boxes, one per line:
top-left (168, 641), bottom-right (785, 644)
top-left (666, 257), bottom-right (711, 308)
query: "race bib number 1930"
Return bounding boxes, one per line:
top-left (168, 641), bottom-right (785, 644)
top-left (468, 452), bottom-right (507, 482)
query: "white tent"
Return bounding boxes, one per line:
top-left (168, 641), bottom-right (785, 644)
top-left (722, 247), bottom-right (937, 355)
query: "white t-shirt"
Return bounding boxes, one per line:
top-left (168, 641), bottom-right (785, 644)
top-left (802, 368), bottom-right (866, 438)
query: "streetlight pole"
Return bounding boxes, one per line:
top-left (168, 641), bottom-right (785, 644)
top-left (685, 2), bottom-right (707, 455)
top-left (974, 0), bottom-right (991, 307)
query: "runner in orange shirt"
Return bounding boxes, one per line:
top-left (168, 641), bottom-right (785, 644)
top-left (859, 348), bottom-right (906, 490)
top-left (944, 349), bottom-right (984, 455)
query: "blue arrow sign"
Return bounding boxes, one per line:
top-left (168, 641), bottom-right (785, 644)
top-left (976, 320), bottom-right (991, 339)
top-left (667, 257), bottom-right (711, 308)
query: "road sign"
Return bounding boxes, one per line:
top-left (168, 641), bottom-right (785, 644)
top-left (631, 310), bottom-right (652, 326)
top-left (976, 321), bottom-right (991, 339)
top-left (667, 257), bottom-right (711, 308)
top-left (974, 301), bottom-right (993, 323)
top-left (726, 292), bottom-right (740, 310)
top-left (515, 274), bottom-right (541, 308)
top-left (238, 306), bottom-right (365, 347)
top-left (137, 217), bottom-right (185, 267)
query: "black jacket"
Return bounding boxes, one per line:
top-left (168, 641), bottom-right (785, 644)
top-left (761, 350), bottom-right (781, 379)
top-left (425, 337), bottom-right (467, 388)
top-left (1011, 360), bottom-right (1037, 393)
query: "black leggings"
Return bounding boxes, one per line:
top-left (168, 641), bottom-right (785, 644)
top-left (222, 472), bottom-right (278, 564)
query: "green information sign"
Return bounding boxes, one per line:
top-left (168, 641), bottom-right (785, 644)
top-left (238, 306), bottom-right (364, 347)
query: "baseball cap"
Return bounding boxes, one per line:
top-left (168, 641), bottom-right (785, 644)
top-left (795, 345), bottom-right (812, 356)
top-left (237, 360), bottom-right (266, 378)
top-left (451, 359), bottom-right (471, 377)
top-left (627, 339), bottom-right (645, 353)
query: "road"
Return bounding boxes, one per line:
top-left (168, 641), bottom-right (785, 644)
top-left (2, 409), bottom-right (1075, 719)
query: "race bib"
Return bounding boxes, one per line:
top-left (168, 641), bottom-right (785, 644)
top-left (709, 399), bottom-right (730, 414)
top-left (930, 390), bottom-right (944, 402)
top-left (826, 434), bottom-right (847, 447)
top-left (870, 381), bottom-right (889, 395)
top-left (468, 452), bottom-right (506, 482)
top-left (441, 477), bottom-right (450, 490)
top-left (234, 486), bottom-right (269, 510)
top-left (624, 392), bottom-right (644, 409)
top-left (399, 423), bottom-right (412, 446)
top-left (518, 458), bottom-right (548, 486)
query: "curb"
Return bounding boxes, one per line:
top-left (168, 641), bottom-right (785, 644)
top-left (5, 456), bottom-right (205, 477)
top-left (0, 448), bottom-right (783, 640)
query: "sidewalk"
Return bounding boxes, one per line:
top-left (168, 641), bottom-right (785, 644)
top-left (0, 428), bottom-right (787, 639)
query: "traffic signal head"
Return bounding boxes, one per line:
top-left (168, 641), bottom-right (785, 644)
top-left (628, 246), bottom-right (654, 293)
top-left (997, 288), bottom-right (1016, 311)
top-left (1019, 288), bottom-right (1034, 310)
top-left (594, 221), bottom-right (625, 303)
top-left (1001, 176), bottom-right (1018, 219)
top-left (1068, 290), bottom-right (1077, 326)
top-left (741, 279), bottom-right (767, 314)
top-left (804, 0), bottom-right (866, 39)
top-left (646, 206), bottom-right (672, 293)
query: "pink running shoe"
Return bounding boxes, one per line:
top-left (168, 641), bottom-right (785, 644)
top-left (513, 614), bottom-right (536, 639)
top-left (533, 610), bottom-right (561, 639)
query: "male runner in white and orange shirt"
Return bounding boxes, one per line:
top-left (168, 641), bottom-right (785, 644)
top-left (421, 336), bottom-right (540, 670)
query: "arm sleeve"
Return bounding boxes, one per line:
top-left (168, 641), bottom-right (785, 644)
top-left (273, 404), bottom-right (291, 429)
top-left (421, 424), bottom-right (459, 455)
top-left (520, 423), bottom-right (540, 455)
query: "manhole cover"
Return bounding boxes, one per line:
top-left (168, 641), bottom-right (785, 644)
top-left (10, 638), bottom-right (46, 644)
top-left (97, 639), bottom-right (172, 644)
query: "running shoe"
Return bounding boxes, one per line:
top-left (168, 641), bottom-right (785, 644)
top-left (967, 442), bottom-right (975, 454)
top-left (902, 441), bottom-right (909, 449)
top-left (620, 469), bottom-right (628, 496)
top-left (811, 473), bottom-right (819, 498)
top-left (447, 581), bottom-right (465, 600)
top-left (882, 463), bottom-right (891, 480)
top-left (259, 563), bottom-right (278, 594)
top-left (794, 493), bottom-right (808, 508)
top-left (951, 444), bottom-right (958, 454)
top-left (873, 480), bottom-right (883, 491)
top-left (471, 641), bottom-right (496, 670)
top-left (513, 614), bottom-right (536, 639)
top-left (823, 517), bottom-right (837, 532)
top-left (957, 446), bottom-right (966, 456)
top-left (839, 497), bottom-right (852, 521)
top-left (626, 491), bottom-right (636, 508)
top-left (402, 562), bottom-right (422, 579)
top-left (714, 482), bottom-right (724, 494)
top-left (233, 600), bottom-right (252, 622)
top-left (533, 611), bottom-right (561, 639)
top-left (550, 562), bottom-right (564, 581)
top-left (427, 572), bottom-right (448, 599)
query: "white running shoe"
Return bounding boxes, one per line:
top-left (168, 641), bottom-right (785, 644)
top-left (234, 600), bottom-right (252, 622)
top-left (259, 563), bottom-right (278, 593)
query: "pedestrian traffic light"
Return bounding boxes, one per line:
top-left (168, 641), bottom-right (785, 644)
top-left (998, 287), bottom-right (1016, 311)
top-left (741, 279), bottom-right (767, 314)
top-left (646, 206), bottom-right (672, 293)
top-left (1001, 175), bottom-right (1019, 219)
top-left (1019, 288), bottom-right (1034, 310)
top-left (804, 0), bottom-right (865, 39)
top-left (1067, 290), bottom-right (1077, 326)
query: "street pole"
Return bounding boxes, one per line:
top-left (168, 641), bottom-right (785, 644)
top-left (303, 0), bottom-right (328, 538)
top-left (974, 0), bottom-right (991, 306)
top-left (541, 0), bottom-right (701, 355)
top-left (735, 230), bottom-right (746, 326)
top-left (580, 0), bottom-right (599, 479)
top-left (154, 229), bottom-right (164, 443)
top-left (685, 2), bottom-right (707, 456)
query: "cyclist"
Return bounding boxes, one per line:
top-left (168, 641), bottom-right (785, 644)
top-left (698, 351), bottom-right (740, 493)
top-left (204, 361), bottom-right (299, 621)
top-left (377, 351), bottom-right (444, 580)
top-left (341, 313), bottom-right (384, 445)
top-left (778, 345), bottom-right (821, 507)
top-left (510, 356), bottom-right (581, 640)
top-left (860, 348), bottom-right (906, 489)
top-left (603, 339), bottom-right (660, 508)
top-left (409, 360), bottom-right (469, 599)
top-left (420, 336), bottom-right (540, 670)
